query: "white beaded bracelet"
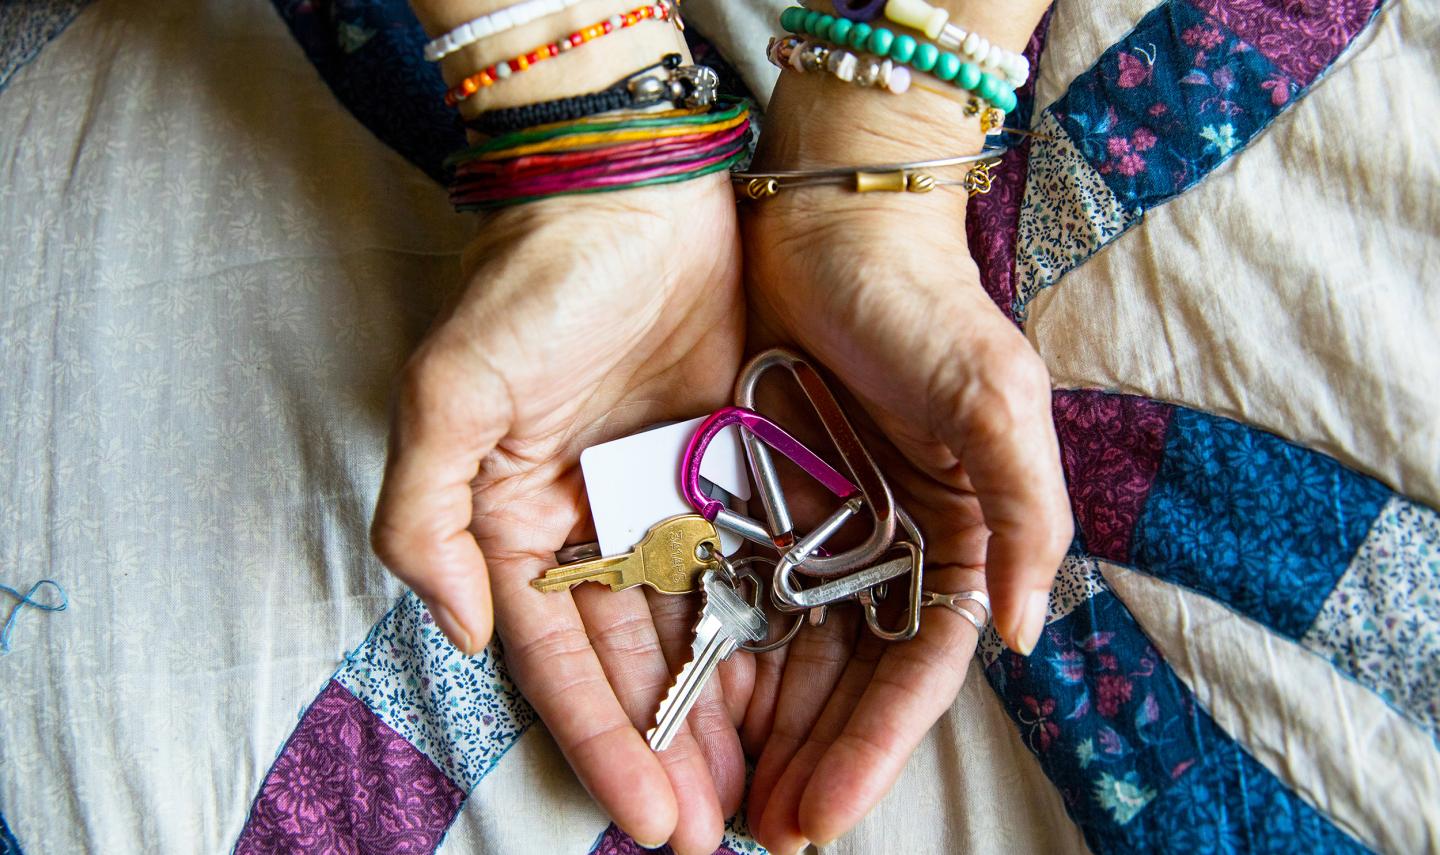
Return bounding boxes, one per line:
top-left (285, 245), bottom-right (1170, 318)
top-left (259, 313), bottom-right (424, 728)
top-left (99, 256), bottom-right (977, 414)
top-left (882, 0), bottom-right (1028, 86)
top-left (423, 0), bottom-right (589, 61)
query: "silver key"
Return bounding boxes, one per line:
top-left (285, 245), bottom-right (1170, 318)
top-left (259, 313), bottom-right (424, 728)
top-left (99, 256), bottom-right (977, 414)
top-left (647, 568), bottom-right (767, 751)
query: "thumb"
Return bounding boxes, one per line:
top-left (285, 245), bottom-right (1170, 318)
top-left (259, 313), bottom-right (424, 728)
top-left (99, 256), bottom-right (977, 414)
top-left (371, 349), bottom-right (514, 655)
top-left (932, 328), bottom-right (1072, 656)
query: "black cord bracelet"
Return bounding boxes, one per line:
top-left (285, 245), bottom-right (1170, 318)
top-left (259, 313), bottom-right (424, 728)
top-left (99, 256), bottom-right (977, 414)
top-left (466, 53), bottom-right (720, 136)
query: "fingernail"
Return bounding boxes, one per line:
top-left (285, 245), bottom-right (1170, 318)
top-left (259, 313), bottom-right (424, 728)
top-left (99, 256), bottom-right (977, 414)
top-left (430, 602), bottom-right (476, 656)
top-left (635, 840), bottom-right (666, 850)
top-left (1012, 590), bottom-right (1050, 657)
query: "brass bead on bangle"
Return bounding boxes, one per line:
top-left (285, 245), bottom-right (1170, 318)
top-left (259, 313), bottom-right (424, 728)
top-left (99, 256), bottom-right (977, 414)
top-left (745, 177), bottom-right (780, 199)
top-left (906, 172), bottom-right (937, 193)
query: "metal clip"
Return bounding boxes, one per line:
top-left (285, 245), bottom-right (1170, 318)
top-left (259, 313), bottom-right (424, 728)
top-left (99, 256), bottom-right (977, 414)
top-left (734, 349), bottom-right (897, 578)
top-left (680, 406), bottom-right (859, 551)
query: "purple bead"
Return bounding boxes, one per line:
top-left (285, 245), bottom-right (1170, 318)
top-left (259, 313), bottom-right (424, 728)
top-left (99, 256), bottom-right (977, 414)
top-left (834, 0), bottom-right (886, 23)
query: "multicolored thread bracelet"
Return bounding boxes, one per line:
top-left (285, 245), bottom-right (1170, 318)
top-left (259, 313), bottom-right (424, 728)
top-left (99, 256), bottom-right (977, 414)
top-left (779, 7), bottom-right (1016, 113)
top-left (446, 102), bottom-right (753, 210)
top-left (423, 0), bottom-right (589, 61)
top-left (444, 0), bottom-right (677, 106)
top-left (731, 147), bottom-right (1003, 199)
top-left (467, 54), bottom-right (720, 135)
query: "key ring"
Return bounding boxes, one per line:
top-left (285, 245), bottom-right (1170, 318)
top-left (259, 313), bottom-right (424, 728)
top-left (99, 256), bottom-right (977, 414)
top-left (714, 554), bottom-right (804, 653)
top-left (920, 588), bottom-right (991, 632)
top-left (734, 349), bottom-right (897, 578)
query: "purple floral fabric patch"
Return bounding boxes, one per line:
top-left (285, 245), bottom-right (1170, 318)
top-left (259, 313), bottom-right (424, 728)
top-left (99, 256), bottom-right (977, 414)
top-left (235, 681), bottom-right (465, 854)
top-left (1053, 391), bottom-right (1173, 563)
top-left (1189, 0), bottom-right (1380, 85)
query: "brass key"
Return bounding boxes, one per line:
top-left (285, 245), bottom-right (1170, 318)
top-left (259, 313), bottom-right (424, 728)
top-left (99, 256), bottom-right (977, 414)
top-left (532, 515), bottom-right (722, 595)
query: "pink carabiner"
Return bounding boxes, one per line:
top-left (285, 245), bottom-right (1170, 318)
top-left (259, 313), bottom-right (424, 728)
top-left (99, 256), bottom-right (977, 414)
top-left (681, 406), bottom-right (857, 521)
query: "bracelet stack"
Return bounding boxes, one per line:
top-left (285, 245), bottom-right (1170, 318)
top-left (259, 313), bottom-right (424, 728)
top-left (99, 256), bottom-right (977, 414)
top-left (424, 0), bottom-right (749, 210)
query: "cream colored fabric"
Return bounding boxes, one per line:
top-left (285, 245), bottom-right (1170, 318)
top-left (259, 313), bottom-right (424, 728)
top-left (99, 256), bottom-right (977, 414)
top-left (1102, 562), bottom-right (1440, 853)
top-left (0, 1), bottom-right (467, 850)
top-left (1025, 0), bottom-right (1440, 509)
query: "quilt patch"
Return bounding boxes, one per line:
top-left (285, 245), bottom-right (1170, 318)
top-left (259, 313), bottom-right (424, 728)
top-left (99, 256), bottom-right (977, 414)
top-left (235, 681), bottom-right (465, 854)
top-left (1303, 497), bottom-right (1440, 744)
top-left (1013, 113), bottom-right (1140, 314)
top-left (0, 0), bottom-right (92, 97)
top-left (333, 592), bottom-right (536, 791)
top-left (985, 587), bottom-right (1368, 853)
top-left (1131, 405), bottom-right (1393, 639)
top-left (1053, 391), bottom-right (1172, 562)
top-left (1052, 0), bottom-right (1301, 212)
top-left (980, 555), bottom-right (1109, 666)
top-left (1189, 0), bottom-right (1380, 85)
top-left (965, 13), bottom-right (1052, 319)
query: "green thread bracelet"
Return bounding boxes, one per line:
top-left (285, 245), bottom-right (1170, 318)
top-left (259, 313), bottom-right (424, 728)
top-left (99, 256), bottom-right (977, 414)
top-left (779, 7), bottom-right (1016, 113)
top-left (445, 98), bottom-right (749, 165)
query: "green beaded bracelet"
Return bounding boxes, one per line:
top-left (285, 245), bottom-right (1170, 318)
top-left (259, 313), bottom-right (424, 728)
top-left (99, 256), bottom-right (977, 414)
top-left (890, 34), bottom-right (916, 64)
top-left (779, 7), bottom-right (1016, 113)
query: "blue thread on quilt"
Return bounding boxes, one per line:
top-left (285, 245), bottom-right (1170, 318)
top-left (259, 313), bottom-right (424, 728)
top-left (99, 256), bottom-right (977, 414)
top-left (985, 587), bottom-right (1370, 853)
top-left (1130, 407), bottom-right (1392, 640)
top-left (0, 0), bottom-right (93, 98)
top-left (0, 579), bottom-right (67, 654)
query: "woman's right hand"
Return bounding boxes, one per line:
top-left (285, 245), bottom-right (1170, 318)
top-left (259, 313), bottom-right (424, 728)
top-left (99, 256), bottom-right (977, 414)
top-left (370, 177), bottom-right (750, 854)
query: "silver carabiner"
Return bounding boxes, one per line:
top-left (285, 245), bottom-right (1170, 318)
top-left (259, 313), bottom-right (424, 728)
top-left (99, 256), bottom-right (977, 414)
top-left (734, 349), bottom-right (897, 577)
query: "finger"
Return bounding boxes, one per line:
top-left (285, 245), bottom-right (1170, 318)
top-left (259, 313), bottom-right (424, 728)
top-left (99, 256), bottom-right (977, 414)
top-left (797, 565), bottom-right (985, 845)
top-left (645, 587), bottom-right (749, 821)
top-left (740, 645), bottom-right (787, 755)
top-left (747, 610), bottom-right (860, 851)
top-left (488, 557), bottom-right (680, 848)
top-left (756, 631), bottom-right (885, 855)
top-left (936, 332), bottom-right (1071, 655)
top-left (570, 584), bottom-right (725, 855)
top-left (371, 351), bottom-right (514, 654)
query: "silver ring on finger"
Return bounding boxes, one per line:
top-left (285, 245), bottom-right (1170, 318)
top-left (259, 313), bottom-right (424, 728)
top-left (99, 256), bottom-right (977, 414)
top-left (920, 589), bottom-right (991, 632)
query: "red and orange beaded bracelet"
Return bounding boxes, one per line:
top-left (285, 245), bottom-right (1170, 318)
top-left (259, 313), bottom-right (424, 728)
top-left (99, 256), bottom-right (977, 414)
top-left (444, 0), bottom-right (677, 106)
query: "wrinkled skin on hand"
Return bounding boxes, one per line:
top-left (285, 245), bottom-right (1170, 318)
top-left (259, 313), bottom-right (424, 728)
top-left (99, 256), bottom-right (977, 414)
top-left (370, 176), bottom-right (755, 854)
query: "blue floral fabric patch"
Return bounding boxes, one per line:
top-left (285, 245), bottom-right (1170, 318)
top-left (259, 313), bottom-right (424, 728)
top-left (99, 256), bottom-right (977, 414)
top-left (1050, 0), bottom-right (1300, 211)
top-left (1131, 407), bottom-right (1392, 640)
top-left (985, 587), bottom-right (1368, 853)
top-left (333, 592), bottom-right (537, 791)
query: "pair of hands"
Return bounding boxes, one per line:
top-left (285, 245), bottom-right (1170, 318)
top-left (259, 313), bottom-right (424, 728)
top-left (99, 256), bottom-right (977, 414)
top-left (370, 56), bottom-right (1069, 855)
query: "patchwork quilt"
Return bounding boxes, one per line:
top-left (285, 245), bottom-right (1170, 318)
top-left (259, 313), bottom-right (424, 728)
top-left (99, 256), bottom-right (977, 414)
top-left (0, 0), bottom-right (1434, 851)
